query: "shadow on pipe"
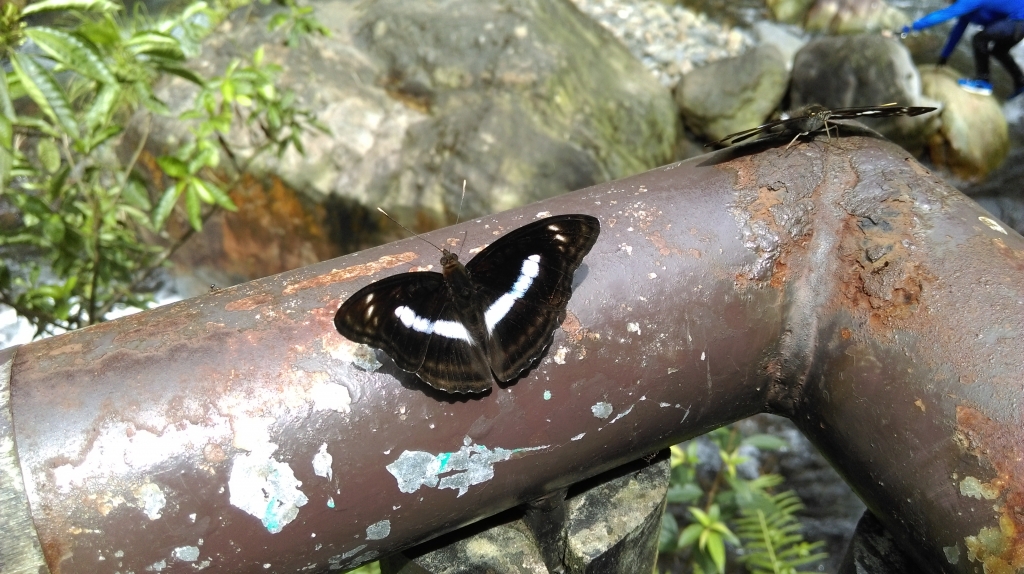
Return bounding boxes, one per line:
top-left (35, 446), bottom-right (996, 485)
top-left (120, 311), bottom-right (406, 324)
top-left (1, 133), bottom-right (1022, 573)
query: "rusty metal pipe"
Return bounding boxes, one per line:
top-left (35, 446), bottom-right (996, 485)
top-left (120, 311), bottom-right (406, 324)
top-left (1, 135), bottom-right (1021, 573)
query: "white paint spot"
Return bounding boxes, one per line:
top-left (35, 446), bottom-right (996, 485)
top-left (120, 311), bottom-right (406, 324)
top-left (172, 546), bottom-right (200, 562)
top-left (146, 559), bottom-right (167, 572)
top-left (133, 482), bottom-right (166, 520)
top-left (619, 244), bottom-right (633, 255)
top-left (313, 443), bottom-right (333, 480)
top-left (195, 559), bottom-right (211, 570)
top-left (386, 439), bottom-right (549, 497)
top-left (591, 402), bottom-right (613, 419)
top-left (648, 272), bottom-right (657, 279)
top-left (701, 351), bottom-right (706, 361)
top-left (667, 367), bottom-right (678, 374)
top-left (328, 337), bottom-right (382, 372)
top-left (536, 211), bottom-right (552, 218)
top-left (228, 448), bottom-right (309, 534)
top-left (979, 216), bottom-right (1007, 234)
top-left (189, 513), bottom-right (196, 522)
top-left (485, 255), bottom-right (541, 332)
top-left (627, 322), bottom-right (641, 335)
top-left (311, 382), bottom-right (351, 414)
top-left (659, 402), bottom-right (671, 407)
top-left (366, 520), bottom-right (391, 540)
top-left (610, 404), bottom-right (634, 424)
top-left (571, 433), bottom-right (586, 441)
top-left (232, 416), bottom-right (274, 452)
top-left (553, 346), bottom-right (568, 365)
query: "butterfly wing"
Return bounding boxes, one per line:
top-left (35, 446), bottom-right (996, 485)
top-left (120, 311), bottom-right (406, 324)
top-left (465, 214), bottom-right (600, 381)
top-left (706, 117), bottom-right (796, 147)
top-left (334, 272), bottom-right (448, 375)
top-left (827, 103), bottom-right (937, 120)
top-left (334, 268), bottom-right (495, 393)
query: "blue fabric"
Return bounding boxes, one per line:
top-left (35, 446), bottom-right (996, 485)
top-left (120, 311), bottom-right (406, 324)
top-left (911, 0), bottom-right (1024, 60)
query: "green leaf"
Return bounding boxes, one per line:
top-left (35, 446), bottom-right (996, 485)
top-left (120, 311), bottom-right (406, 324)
top-left (0, 70), bottom-right (14, 120)
top-left (154, 62), bottom-right (205, 85)
top-left (252, 45), bottom-right (264, 66)
top-left (184, 182), bottom-right (202, 230)
top-left (20, 0), bottom-right (120, 16)
top-left (36, 138), bottom-right (61, 173)
top-left (153, 183), bottom-right (182, 229)
top-left (25, 27), bottom-right (117, 84)
top-left (10, 53), bottom-right (80, 139)
top-left (125, 31), bottom-right (184, 59)
top-left (742, 434), bottom-right (790, 451)
top-left (84, 82), bottom-right (119, 131)
top-left (706, 532), bottom-right (726, 574)
top-left (42, 215), bottom-right (65, 244)
top-left (156, 155), bottom-right (189, 178)
top-left (194, 179), bottom-right (235, 211)
top-left (678, 523), bottom-right (703, 549)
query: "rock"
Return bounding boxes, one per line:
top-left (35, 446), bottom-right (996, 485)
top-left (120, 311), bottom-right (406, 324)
top-left (804, 0), bottom-right (909, 34)
top-left (790, 34), bottom-right (940, 152)
top-left (766, 0), bottom-right (818, 26)
top-left (768, 0), bottom-right (908, 34)
top-left (752, 21), bottom-right (808, 71)
top-left (674, 44), bottom-right (789, 142)
top-left (919, 65), bottom-right (1009, 181)
top-left (146, 0), bottom-right (677, 282)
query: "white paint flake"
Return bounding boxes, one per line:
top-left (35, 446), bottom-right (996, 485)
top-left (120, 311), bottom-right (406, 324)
top-left (553, 346), bottom-right (568, 365)
top-left (571, 433), bottom-right (586, 441)
top-left (386, 438), bottom-right (549, 497)
top-left (619, 244), bottom-right (633, 255)
top-left (133, 482), bottom-right (166, 520)
top-left (366, 520), bottom-right (391, 540)
top-left (591, 402), bottom-right (613, 419)
top-left (172, 546), bottom-right (200, 562)
top-left (146, 559), bottom-right (167, 572)
top-left (610, 404), bottom-right (634, 424)
top-left (228, 447), bottom-right (309, 533)
top-left (627, 322), bottom-right (641, 335)
top-left (313, 443), bottom-right (333, 480)
top-left (310, 381), bottom-right (352, 414)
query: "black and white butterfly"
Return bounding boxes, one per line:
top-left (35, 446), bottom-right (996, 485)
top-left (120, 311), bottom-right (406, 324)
top-left (334, 214), bottom-right (600, 394)
top-left (706, 103), bottom-right (938, 148)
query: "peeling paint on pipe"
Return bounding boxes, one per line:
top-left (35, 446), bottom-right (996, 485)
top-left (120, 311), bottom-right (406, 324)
top-left (1, 135), bottom-right (1022, 573)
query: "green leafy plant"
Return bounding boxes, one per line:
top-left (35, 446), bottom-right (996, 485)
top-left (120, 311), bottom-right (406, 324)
top-left (0, 0), bottom-right (327, 337)
top-left (658, 426), bottom-right (827, 574)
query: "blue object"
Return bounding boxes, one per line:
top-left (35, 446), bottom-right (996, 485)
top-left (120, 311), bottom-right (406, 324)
top-left (958, 78), bottom-right (995, 94)
top-left (910, 0), bottom-right (1024, 61)
top-left (1010, 84), bottom-right (1024, 98)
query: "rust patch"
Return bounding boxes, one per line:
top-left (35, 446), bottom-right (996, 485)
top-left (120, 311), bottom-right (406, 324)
top-left (840, 328), bottom-right (852, 340)
top-left (647, 232), bottom-right (684, 257)
top-left (561, 311), bottom-right (589, 343)
top-left (282, 252), bottom-right (419, 295)
top-left (225, 293), bottom-right (273, 312)
top-left (955, 405), bottom-right (1024, 571)
top-left (836, 207), bottom-right (933, 330)
top-left (47, 343), bottom-right (82, 356)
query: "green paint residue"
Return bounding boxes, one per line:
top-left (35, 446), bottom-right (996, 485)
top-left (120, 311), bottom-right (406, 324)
top-left (543, 390), bottom-right (552, 400)
top-left (959, 476), bottom-right (999, 500)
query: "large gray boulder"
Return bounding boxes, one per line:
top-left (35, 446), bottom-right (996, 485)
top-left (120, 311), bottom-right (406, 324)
top-left (790, 34), bottom-right (940, 152)
top-left (151, 0), bottom-right (677, 263)
top-left (919, 65), bottom-right (1009, 181)
top-left (674, 44), bottom-right (789, 142)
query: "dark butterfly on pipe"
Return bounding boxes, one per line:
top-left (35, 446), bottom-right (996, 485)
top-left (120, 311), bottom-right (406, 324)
top-left (705, 103), bottom-right (938, 149)
top-left (334, 213), bottom-right (600, 394)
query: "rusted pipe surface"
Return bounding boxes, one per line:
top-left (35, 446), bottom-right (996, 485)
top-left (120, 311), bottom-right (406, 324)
top-left (3, 134), bottom-right (1022, 573)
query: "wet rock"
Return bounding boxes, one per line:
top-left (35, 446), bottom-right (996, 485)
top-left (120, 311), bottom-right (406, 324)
top-left (790, 34), bottom-right (940, 152)
top-left (752, 21), bottom-right (808, 70)
top-left (768, 0), bottom-right (908, 34)
top-left (804, 0), bottom-right (909, 34)
top-left (674, 44), bottom-right (789, 142)
top-left (147, 0), bottom-right (677, 278)
top-left (920, 65), bottom-right (1009, 181)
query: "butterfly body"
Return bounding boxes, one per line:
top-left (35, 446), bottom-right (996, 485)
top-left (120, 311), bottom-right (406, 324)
top-left (335, 214), bottom-right (600, 394)
top-left (707, 103), bottom-right (938, 148)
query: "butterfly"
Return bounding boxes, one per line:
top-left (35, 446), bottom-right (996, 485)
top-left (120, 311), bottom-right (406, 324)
top-left (334, 214), bottom-right (600, 394)
top-left (706, 103), bottom-right (938, 148)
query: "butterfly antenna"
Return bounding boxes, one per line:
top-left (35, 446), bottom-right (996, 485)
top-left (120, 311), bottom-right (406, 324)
top-left (377, 207), bottom-right (445, 254)
top-left (454, 179), bottom-right (467, 226)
